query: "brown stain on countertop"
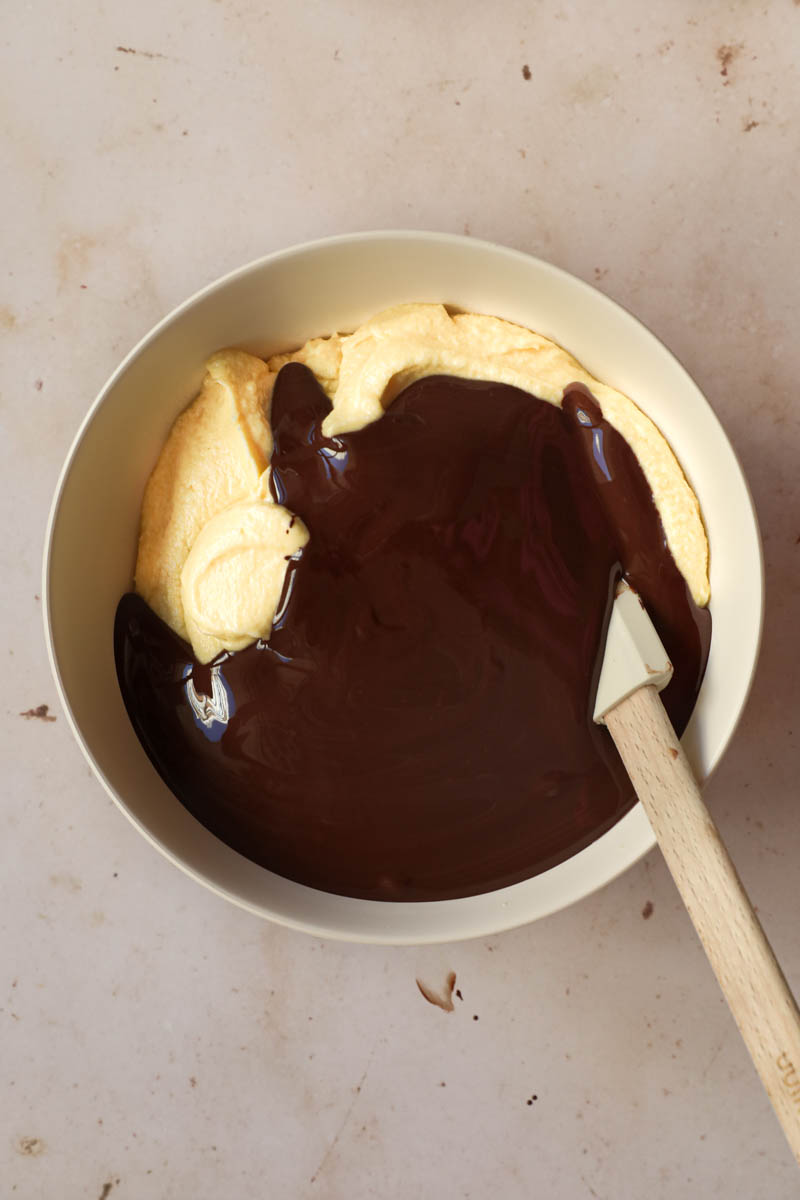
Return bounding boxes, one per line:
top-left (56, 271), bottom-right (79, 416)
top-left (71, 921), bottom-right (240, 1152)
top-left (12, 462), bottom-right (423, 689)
top-left (50, 872), bottom-right (83, 893)
top-left (416, 971), bottom-right (456, 1012)
top-left (566, 64), bottom-right (618, 106)
top-left (53, 229), bottom-right (163, 316)
top-left (0, 305), bottom-right (17, 331)
top-left (19, 704), bottom-right (56, 722)
top-left (16, 1136), bottom-right (46, 1156)
top-left (257, 923), bottom-right (302, 1048)
top-left (642, 900), bottom-right (654, 919)
top-left (116, 45), bottom-right (168, 60)
top-left (717, 42), bottom-right (743, 84)
top-left (56, 234), bottom-right (97, 291)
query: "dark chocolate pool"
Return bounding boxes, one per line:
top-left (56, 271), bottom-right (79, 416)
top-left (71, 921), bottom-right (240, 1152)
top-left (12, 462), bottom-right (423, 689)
top-left (115, 366), bottom-right (710, 901)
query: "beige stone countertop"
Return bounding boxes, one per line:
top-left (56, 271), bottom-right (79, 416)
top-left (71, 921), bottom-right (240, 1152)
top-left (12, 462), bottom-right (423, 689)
top-left (3, 1), bottom-right (800, 1196)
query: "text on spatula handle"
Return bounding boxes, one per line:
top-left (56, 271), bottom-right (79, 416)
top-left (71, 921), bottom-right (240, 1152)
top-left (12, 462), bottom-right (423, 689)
top-left (778, 1054), bottom-right (800, 1107)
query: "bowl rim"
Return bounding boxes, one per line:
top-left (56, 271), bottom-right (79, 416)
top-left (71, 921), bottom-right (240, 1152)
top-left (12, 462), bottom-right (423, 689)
top-left (42, 229), bottom-right (765, 944)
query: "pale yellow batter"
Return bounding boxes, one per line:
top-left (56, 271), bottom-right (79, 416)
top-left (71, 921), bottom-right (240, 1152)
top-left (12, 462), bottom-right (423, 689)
top-left (135, 305), bottom-right (710, 663)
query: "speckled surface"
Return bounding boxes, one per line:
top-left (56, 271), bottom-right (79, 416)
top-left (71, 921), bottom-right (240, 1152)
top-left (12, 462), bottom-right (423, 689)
top-left (3, 2), bottom-right (800, 1196)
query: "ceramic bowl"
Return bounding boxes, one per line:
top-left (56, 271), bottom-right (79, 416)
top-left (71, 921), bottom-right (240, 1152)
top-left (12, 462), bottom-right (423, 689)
top-left (43, 231), bottom-right (763, 944)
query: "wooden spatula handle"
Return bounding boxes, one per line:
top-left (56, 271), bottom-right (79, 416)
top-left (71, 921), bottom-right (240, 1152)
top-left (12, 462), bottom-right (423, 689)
top-left (605, 684), bottom-right (800, 1165)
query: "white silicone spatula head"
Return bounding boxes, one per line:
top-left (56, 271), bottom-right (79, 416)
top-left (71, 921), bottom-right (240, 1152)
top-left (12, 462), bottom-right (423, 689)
top-left (593, 579), bottom-right (673, 724)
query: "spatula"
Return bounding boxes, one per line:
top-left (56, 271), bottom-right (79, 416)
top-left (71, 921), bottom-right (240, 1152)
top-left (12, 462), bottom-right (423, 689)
top-left (595, 580), bottom-right (800, 1166)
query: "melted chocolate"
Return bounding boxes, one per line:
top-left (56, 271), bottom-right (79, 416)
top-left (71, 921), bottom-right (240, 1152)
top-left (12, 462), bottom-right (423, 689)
top-left (115, 366), bottom-right (710, 900)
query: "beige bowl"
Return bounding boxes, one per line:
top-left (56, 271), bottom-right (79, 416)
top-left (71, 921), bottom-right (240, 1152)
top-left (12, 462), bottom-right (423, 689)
top-left (43, 232), bottom-right (763, 944)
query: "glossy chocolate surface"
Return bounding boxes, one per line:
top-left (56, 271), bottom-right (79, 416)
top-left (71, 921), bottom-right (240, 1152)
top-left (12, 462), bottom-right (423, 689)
top-left (115, 366), bottom-right (710, 900)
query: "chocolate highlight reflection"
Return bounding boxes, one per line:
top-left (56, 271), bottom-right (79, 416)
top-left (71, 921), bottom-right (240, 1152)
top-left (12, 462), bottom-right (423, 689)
top-left (115, 366), bottom-right (710, 901)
